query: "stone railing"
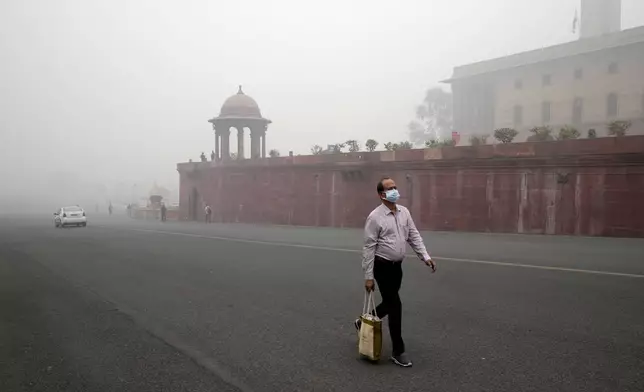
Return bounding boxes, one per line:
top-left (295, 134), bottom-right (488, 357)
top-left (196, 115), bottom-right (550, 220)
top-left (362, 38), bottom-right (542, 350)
top-left (177, 135), bottom-right (644, 172)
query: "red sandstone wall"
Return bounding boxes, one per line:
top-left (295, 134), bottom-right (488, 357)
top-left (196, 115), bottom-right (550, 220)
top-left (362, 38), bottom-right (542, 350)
top-left (178, 137), bottom-right (644, 238)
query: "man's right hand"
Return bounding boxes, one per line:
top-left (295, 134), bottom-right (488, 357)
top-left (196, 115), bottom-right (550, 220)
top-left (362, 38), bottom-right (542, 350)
top-left (365, 279), bottom-right (375, 292)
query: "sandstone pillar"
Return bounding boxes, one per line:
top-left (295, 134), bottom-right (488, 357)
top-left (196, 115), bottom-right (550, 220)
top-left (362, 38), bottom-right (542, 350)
top-left (236, 127), bottom-right (244, 159)
top-left (214, 133), bottom-right (220, 160)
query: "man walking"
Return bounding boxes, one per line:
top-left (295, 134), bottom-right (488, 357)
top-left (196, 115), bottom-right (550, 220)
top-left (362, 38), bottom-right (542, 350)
top-left (204, 204), bottom-right (212, 223)
top-left (160, 203), bottom-right (167, 222)
top-left (356, 177), bottom-right (436, 367)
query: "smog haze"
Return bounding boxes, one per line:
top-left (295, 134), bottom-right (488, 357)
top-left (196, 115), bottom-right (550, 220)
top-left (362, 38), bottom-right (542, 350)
top-left (1, 0), bottom-right (643, 210)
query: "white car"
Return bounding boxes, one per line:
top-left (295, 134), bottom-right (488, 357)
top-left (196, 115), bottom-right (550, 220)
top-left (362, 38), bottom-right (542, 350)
top-left (54, 206), bottom-right (87, 228)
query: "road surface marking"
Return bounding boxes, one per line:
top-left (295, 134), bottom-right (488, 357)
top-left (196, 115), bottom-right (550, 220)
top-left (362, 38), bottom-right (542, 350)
top-left (95, 226), bottom-right (644, 279)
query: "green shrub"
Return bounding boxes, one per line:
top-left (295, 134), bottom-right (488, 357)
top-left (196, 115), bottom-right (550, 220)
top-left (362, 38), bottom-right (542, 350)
top-left (558, 126), bottom-right (581, 140)
top-left (494, 128), bottom-right (518, 144)
top-left (528, 126), bottom-right (554, 142)
top-left (607, 120), bottom-right (632, 137)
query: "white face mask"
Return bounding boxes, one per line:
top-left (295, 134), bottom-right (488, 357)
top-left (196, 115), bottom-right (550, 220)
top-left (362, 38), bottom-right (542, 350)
top-left (382, 189), bottom-right (400, 203)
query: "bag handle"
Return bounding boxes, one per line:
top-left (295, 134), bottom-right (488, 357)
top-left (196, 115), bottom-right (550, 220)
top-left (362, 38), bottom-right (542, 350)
top-left (362, 291), bottom-right (379, 319)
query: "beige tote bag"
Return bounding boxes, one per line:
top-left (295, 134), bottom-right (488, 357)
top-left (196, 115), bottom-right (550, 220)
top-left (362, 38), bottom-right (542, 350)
top-left (358, 291), bottom-right (382, 361)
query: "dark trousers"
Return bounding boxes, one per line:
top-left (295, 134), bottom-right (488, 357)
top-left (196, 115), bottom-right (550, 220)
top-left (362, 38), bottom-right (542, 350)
top-left (373, 256), bottom-right (405, 356)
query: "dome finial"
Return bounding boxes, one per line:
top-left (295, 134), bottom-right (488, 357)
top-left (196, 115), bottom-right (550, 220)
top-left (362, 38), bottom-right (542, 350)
top-left (237, 85), bottom-right (243, 94)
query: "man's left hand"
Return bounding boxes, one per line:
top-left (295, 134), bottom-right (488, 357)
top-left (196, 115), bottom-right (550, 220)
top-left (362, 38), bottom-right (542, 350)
top-left (424, 258), bottom-right (436, 272)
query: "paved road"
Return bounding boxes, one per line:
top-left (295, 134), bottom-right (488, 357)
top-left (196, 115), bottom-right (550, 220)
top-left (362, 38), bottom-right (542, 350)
top-left (1, 215), bottom-right (643, 392)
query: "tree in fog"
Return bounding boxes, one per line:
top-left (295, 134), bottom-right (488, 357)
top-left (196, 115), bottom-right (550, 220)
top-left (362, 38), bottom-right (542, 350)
top-left (408, 87), bottom-right (453, 145)
top-left (384, 141), bottom-right (414, 151)
top-left (398, 141), bottom-right (414, 149)
top-left (494, 128), bottom-right (518, 144)
top-left (469, 134), bottom-right (490, 146)
top-left (345, 140), bottom-right (360, 152)
top-left (425, 139), bottom-right (455, 148)
top-left (269, 149), bottom-right (281, 157)
top-left (330, 143), bottom-right (345, 154)
top-left (608, 120), bottom-right (631, 137)
top-left (557, 126), bottom-right (580, 140)
top-left (365, 139), bottom-right (379, 152)
top-left (527, 126), bottom-right (554, 142)
top-left (311, 145), bottom-right (323, 155)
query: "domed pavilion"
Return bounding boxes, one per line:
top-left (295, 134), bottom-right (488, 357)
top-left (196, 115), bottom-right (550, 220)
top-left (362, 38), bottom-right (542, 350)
top-left (208, 86), bottom-right (272, 160)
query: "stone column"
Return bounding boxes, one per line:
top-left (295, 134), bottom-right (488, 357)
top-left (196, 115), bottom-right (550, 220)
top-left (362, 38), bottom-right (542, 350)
top-left (261, 134), bottom-right (266, 158)
top-left (214, 133), bottom-right (220, 160)
top-left (236, 126), bottom-right (244, 159)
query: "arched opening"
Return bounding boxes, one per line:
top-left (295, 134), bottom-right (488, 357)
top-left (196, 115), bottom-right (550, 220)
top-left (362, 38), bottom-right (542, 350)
top-left (229, 127), bottom-right (239, 160)
top-left (229, 126), bottom-right (250, 160)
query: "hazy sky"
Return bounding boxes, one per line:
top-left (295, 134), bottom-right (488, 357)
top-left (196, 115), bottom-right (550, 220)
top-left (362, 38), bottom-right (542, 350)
top-left (1, 0), bottom-right (643, 197)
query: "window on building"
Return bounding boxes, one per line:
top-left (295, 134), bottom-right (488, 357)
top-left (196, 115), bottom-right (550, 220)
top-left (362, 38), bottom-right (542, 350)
top-left (514, 79), bottom-right (523, 89)
top-left (573, 97), bottom-right (583, 124)
top-left (607, 93), bottom-right (618, 117)
top-left (574, 68), bottom-right (583, 80)
top-left (541, 101), bottom-right (551, 123)
top-left (513, 105), bottom-right (523, 126)
top-left (542, 74), bottom-right (552, 86)
top-left (608, 62), bottom-right (619, 74)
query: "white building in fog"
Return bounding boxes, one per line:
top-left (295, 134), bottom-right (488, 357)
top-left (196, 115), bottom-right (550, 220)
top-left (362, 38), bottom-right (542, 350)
top-left (444, 0), bottom-right (644, 141)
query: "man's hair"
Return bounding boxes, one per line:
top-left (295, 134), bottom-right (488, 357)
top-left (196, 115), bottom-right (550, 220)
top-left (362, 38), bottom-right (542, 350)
top-left (377, 177), bottom-right (391, 194)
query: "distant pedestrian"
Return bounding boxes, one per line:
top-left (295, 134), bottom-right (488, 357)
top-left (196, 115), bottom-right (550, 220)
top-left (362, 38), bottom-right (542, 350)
top-left (355, 177), bottom-right (436, 368)
top-left (204, 204), bottom-right (212, 223)
top-left (108, 203), bottom-right (113, 216)
top-left (161, 203), bottom-right (167, 222)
